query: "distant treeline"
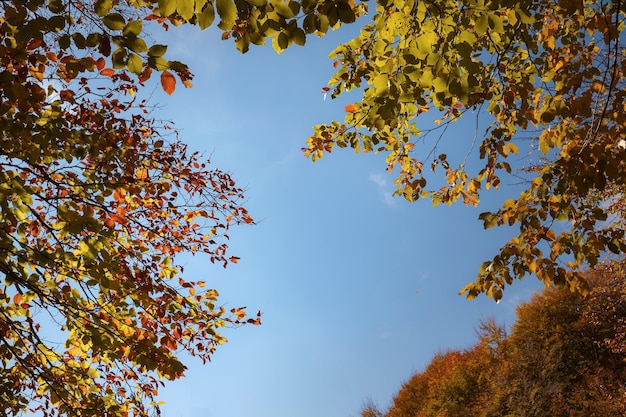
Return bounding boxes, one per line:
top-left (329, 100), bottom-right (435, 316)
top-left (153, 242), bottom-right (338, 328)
top-left (364, 260), bottom-right (626, 417)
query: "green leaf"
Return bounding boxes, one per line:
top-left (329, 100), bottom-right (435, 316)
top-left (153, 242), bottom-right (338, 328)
top-left (197, 2), bottom-right (215, 30)
top-left (336, 2), bottom-right (356, 24)
top-left (58, 34), bottom-right (70, 49)
top-left (48, 15), bottom-right (66, 31)
top-left (126, 37), bottom-right (148, 53)
top-left (475, 14), bottom-right (488, 35)
top-left (272, 31), bottom-right (288, 53)
top-left (270, 0), bottom-right (295, 18)
top-left (85, 32), bottom-right (102, 47)
top-left (216, 0), bottom-right (237, 30)
top-left (122, 20), bottom-right (142, 37)
top-left (177, 0), bottom-right (195, 21)
top-left (303, 13), bottom-right (316, 34)
top-left (158, 0), bottom-right (176, 16)
top-left (148, 56), bottom-right (169, 70)
top-left (94, 0), bottom-right (112, 16)
top-left (416, 32), bottom-right (436, 59)
top-left (72, 32), bottom-right (86, 49)
top-left (372, 74), bottom-right (389, 96)
top-left (102, 13), bottom-right (126, 30)
top-left (127, 53), bottom-right (143, 74)
top-left (111, 47), bottom-right (128, 68)
top-left (236, 35), bottom-right (251, 53)
top-left (314, 14), bottom-right (330, 35)
top-left (148, 44), bottom-right (168, 57)
top-left (487, 12), bottom-right (504, 34)
top-left (290, 27), bottom-right (306, 46)
top-left (48, 0), bottom-right (64, 13)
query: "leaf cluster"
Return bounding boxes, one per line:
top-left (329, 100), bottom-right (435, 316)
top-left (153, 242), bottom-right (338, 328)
top-left (304, 0), bottom-right (626, 300)
top-left (0, 1), bottom-right (264, 416)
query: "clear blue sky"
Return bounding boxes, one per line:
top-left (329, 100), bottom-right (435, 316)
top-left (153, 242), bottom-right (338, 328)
top-left (142, 19), bottom-right (544, 417)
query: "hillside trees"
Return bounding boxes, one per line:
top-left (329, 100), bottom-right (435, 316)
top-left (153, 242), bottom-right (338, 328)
top-left (381, 261), bottom-right (626, 417)
top-left (304, 0), bottom-right (626, 300)
top-left (385, 325), bottom-right (502, 417)
top-left (494, 260), bottom-right (626, 416)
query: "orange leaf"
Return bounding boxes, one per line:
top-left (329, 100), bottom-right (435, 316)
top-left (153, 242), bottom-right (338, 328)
top-left (229, 256), bottom-right (240, 264)
top-left (104, 217), bottom-right (115, 229)
top-left (100, 68), bottom-right (115, 77)
top-left (344, 104), bottom-right (357, 113)
top-left (113, 189), bottom-right (125, 202)
top-left (96, 58), bottom-right (106, 70)
top-left (135, 168), bottom-right (148, 180)
top-left (160, 70), bottom-right (176, 95)
top-left (13, 293), bottom-right (22, 304)
top-left (110, 213), bottom-right (127, 225)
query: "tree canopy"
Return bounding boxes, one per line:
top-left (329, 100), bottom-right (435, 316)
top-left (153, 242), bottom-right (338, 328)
top-left (1, 1), bottom-right (264, 416)
top-left (2, 0), bottom-right (625, 414)
top-left (304, 0), bottom-right (626, 300)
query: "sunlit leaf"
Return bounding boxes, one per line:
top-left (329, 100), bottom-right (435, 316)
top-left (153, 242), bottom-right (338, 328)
top-left (160, 70), bottom-right (176, 95)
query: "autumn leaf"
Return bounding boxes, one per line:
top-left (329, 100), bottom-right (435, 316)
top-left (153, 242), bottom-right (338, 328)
top-left (100, 68), bottom-right (115, 77)
top-left (160, 70), bottom-right (176, 95)
top-left (344, 104), bottom-right (357, 113)
top-left (138, 66), bottom-right (152, 83)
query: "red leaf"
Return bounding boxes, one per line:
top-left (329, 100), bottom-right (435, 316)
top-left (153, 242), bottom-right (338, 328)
top-left (96, 58), bottom-right (106, 70)
top-left (138, 66), bottom-right (152, 83)
top-left (160, 70), bottom-right (176, 95)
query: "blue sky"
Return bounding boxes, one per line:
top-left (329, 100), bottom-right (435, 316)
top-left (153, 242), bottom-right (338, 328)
top-left (143, 19), bottom-right (545, 417)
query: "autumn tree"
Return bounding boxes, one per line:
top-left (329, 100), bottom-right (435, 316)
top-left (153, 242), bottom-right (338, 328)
top-left (491, 261), bottom-right (626, 416)
top-left (0, 0), bottom-right (273, 416)
top-left (304, 0), bottom-right (626, 300)
top-left (385, 330), bottom-right (501, 417)
top-left (381, 260), bottom-right (626, 417)
top-left (359, 398), bottom-right (385, 417)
